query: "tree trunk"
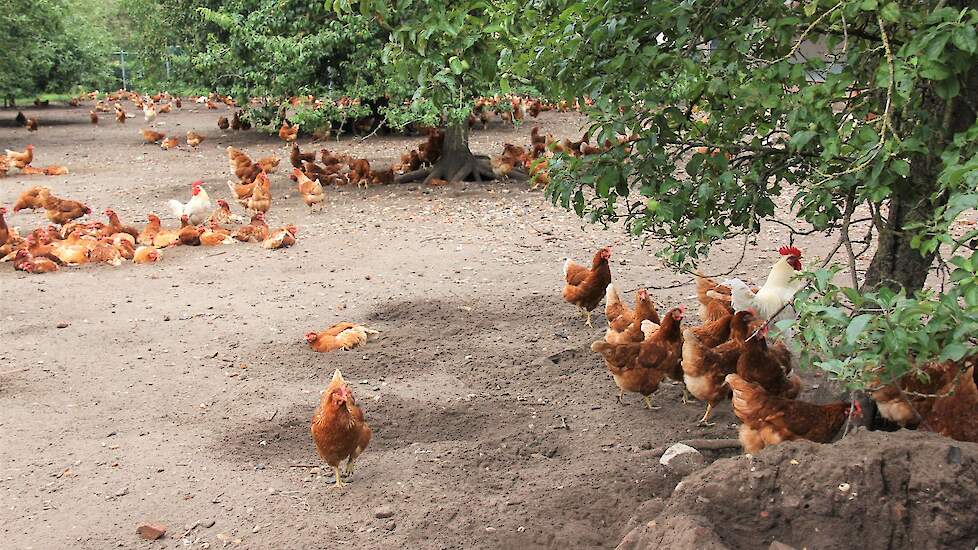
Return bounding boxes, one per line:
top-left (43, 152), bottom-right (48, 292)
top-left (862, 184), bottom-right (938, 292)
top-left (398, 123), bottom-right (494, 184)
top-left (395, 122), bottom-right (526, 184)
top-left (862, 57), bottom-right (978, 293)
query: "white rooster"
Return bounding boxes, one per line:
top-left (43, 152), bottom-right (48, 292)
top-left (168, 180), bottom-right (212, 225)
top-left (720, 246), bottom-right (805, 323)
top-left (143, 103), bottom-right (157, 124)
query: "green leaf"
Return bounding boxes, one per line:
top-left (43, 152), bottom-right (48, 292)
top-left (880, 2), bottom-right (900, 22)
top-left (790, 130), bottom-right (817, 149)
top-left (846, 314), bottom-right (873, 345)
top-left (952, 25), bottom-right (977, 53)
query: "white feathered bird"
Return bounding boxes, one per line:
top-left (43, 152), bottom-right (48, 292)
top-left (720, 246), bottom-right (805, 323)
top-left (168, 180), bottom-right (212, 225)
top-left (143, 103), bottom-right (157, 124)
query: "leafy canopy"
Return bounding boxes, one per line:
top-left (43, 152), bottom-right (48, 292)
top-left (0, 0), bottom-right (115, 99)
top-left (529, 0), bottom-right (978, 387)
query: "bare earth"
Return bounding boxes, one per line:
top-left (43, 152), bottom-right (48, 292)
top-left (0, 105), bottom-right (841, 549)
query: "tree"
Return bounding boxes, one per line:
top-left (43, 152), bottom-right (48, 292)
top-left (0, 0), bottom-right (115, 103)
top-left (337, 0), bottom-right (528, 183)
top-left (532, 1), bottom-right (978, 388)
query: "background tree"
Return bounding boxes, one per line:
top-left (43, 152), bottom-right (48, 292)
top-left (337, 0), bottom-right (529, 183)
top-left (0, 0), bottom-right (116, 104)
top-left (531, 1), bottom-right (978, 389)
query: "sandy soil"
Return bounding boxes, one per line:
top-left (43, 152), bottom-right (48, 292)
top-left (1, 104), bottom-right (842, 549)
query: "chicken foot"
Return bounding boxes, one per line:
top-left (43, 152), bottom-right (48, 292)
top-left (697, 403), bottom-right (716, 426)
top-left (330, 466), bottom-right (347, 488)
top-left (643, 395), bottom-right (659, 410)
top-left (344, 459), bottom-right (357, 479)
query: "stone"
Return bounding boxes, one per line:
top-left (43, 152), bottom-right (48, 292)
top-left (136, 523), bottom-right (166, 540)
top-left (374, 505), bottom-right (394, 519)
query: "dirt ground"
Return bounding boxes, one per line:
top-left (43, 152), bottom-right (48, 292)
top-left (1, 104), bottom-right (846, 549)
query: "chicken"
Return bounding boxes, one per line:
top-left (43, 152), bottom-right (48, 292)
top-left (924, 365), bottom-right (978, 443)
top-left (186, 131), bottom-right (205, 148)
top-left (369, 168), bottom-right (395, 186)
top-left (207, 199), bottom-right (240, 225)
top-left (604, 285), bottom-right (660, 344)
top-left (306, 323), bottom-right (379, 353)
top-left (682, 310), bottom-right (751, 423)
top-left (290, 143), bottom-right (317, 168)
top-left (12, 185), bottom-right (48, 212)
top-left (279, 121), bottom-right (299, 142)
top-left (294, 168), bottom-right (324, 208)
top-left (103, 209), bottom-right (139, 239)
top-left (141, 129), bottom-right (166, 144)
top-left (199, 222), bottom-right (234, 246)
top-left (562, 247), bottom-right (612, 327)
top-left (26, 118), bottom-right (38, 131)
top-left (736, 323), bottom-right (801, 400)
top-left (110, 233), bottom-right (136, 260)
top-left (15, 111), bottom-right (27, 126)
top-left (138, 214), bottom-right (162, 246)
top-left (160, 137), bottom-right (179, 150)
top-left (589, 306), bottom-right (686, 408)
top-left (723, 246), bottom-right (804, 322)
top-left (42, 165), bottom-right (68, 176)
top-left (5, 144), bottom-right (34, 169)
top-left (89, 238), bottom-right (123, 266)
top-left (0, 154), bottom-right (9, 177)
top-left (256, 155), bottom-right (281, 173)
top-left (262, 224), bottom-right (298, 250)
top-left (0, 206), bottom-right (9, 248)
top-left (230, 110), bottom-right (241, 131)
top-left (310, 369), bottom-right (372, 488)
top-left (13, 249), bottom-right (59, 274)
top-left (39, 189), bottom-right (91, 225)
top-left (694, 272), bottom-right (736, 322)
top-left (870, 361), bottom-right (959, 428)
top-left (217, 116), bottom-right (229, 130)
top-left (726, 373), bottom-right (860, 454)
top-left (90, 111), bottom-right (98, 124)
top-left (176, 215), bottom-right (202, 246)
top-left (347, 158), bottom-right (371, 188)
top-left (168, 180), bottom-right (212, 225)
top-left (143, 104), bottom-right (157, 124)
top-left (115, 108), bottom-right (127, 123)
top-left (247, 172), bottom-right (272, 213)
top-left (227, 146), bottom-right (261, 184)
top-left (233, 212), bottom-right (269, 242)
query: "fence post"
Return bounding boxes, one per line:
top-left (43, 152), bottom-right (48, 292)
top-left (118, 50), bottom-right (128, 90)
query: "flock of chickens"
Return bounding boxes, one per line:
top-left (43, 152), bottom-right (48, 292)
top-left (9, 89), bottom-right (975, 492)
top-left (561, 245), bottom-right (978, 452)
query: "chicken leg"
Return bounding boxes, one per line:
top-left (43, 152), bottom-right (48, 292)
top-left (616, 389), bottom-right (625, 404)
top-left (331, 466), bottom-right (347, 488)
top-left (344, 459), bottom-right (357, 479)
top-left (643, 395), bottom-right (659, 410)
top-left (698, 403), bottom-right (715, 426)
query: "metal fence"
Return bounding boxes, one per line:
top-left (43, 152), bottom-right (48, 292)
top-left (108, 47), bottom-right (188, 91)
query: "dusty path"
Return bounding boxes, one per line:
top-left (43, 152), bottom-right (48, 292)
top-left (0, 105), bottom-right (838, 549)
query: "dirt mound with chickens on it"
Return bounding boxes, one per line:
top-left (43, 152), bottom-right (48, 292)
top-left (618, 429), bottom-right (978, 550)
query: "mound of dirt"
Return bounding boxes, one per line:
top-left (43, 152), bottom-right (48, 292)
top-left (618, 430), bottom-right (978, 550)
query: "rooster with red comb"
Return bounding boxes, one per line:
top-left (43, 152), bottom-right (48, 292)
top-left (167, 179), bottom-right (212, 225)
top-left (720, 245), bottom-right (805, 324)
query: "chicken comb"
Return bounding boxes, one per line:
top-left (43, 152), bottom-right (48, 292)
top-left (779, 245), bottom-right (802, 258)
